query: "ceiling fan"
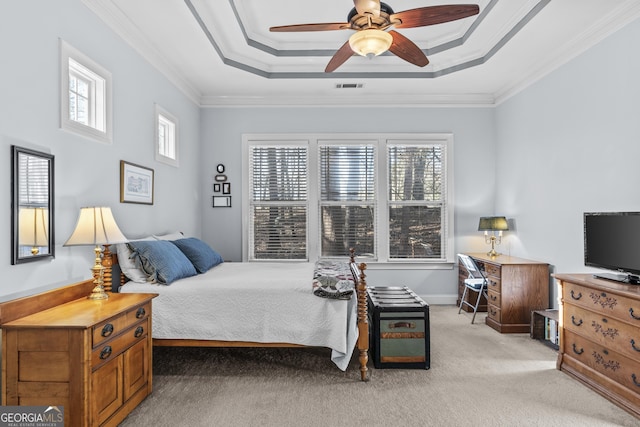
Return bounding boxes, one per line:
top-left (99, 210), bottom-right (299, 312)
top-left (270, 1), bottom-right (479, 72)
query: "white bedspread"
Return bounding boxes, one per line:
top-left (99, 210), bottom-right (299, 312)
top-left (119, 262), bottom-right (358, 371)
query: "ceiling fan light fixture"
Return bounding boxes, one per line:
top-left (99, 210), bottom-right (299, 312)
top-left (349, 29), bottom-right (393, 57)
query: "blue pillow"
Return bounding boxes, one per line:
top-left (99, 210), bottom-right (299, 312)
top-left (127, 240), bottom-right (197, 285)
top-left (171, 237), bottom-right (223, 273)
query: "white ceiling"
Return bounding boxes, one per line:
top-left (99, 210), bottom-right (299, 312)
top-left (83, 0), bottom-right (640, 107)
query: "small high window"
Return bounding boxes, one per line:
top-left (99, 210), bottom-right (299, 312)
top-left (155, 104), bottom-right (179, 167)
top-left (59, 40), bottom-right (112, 144)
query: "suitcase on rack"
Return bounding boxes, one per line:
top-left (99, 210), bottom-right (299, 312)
top-left (367, 286), bottom-right (430, 369)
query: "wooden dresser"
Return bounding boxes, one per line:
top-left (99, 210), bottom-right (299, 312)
top-left (460, 253), bottom-right (550, 333)
top-left (0, 280), bottom-right (157, 427)
top-left (555, 273), bottom-right (640, 418)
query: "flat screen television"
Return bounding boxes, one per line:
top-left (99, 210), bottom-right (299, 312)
top-left (584, 212), bottom-right (640, 284)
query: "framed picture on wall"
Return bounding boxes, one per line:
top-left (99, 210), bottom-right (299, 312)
top-left (222, 183), bottom-right (231, 194)
top-left (120, 160), bottom-right (154, 205)
top-left (214, 183), bottom-right (221, 193)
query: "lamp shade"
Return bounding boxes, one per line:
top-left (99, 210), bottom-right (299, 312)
top-left (64, 207), bottom-right (127, 246)
top-left (349, 29), bottom-right (393, 57)
top-left (478, 216), bottom-right (509, 231)
top-left (19, 207), bottom-right (49, 246)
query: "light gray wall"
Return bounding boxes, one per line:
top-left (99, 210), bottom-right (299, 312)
top-left (200, 107), bottom-right (497, 302)
top-left (0, 0), bottom-right (201, 300)
top-left (494, 17), bottom-right (640, 307)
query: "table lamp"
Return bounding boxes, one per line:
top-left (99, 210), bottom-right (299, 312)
top-left (64, 207), bottom-right (127, 300)
top-left (478, 216), bottom-right (509, 257)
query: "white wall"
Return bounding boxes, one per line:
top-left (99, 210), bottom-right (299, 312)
top-left (0, 0), bottom-right (201, 300)
top-left (495, 16), bottom-right (640, 307)
top-left (200, 106), bottom-right (497, 302)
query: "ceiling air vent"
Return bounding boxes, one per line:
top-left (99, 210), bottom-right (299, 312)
top-left (335, 83), bottom-right (364, 89)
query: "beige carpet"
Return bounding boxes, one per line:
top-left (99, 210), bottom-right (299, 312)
top-left (120, 306), bottom-right (639, 426)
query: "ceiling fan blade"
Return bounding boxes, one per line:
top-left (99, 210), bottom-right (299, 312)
top-left (391, 4), bottom-right (479, 29)
top-left (325, 41), bottom-right (355, 72)
top-left (270, 22), bottom-right (350, 32)
top-left (354, 0), bottom-right (381, 17)
top-left (388, 30), bottom-right (429, 67)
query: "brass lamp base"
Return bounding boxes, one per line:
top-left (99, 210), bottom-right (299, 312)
top-left (88, 285), bottom-right (109, 300)
top-left (87, 245), bottom-right (109, 300)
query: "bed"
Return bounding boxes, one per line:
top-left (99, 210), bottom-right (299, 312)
top-left (102, 239), bottom-right (370, 381)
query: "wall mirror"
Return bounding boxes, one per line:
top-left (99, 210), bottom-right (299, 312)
top-left (11, 146), bottom-right (55, 264)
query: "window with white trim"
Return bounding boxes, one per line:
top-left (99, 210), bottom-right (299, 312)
top-left (60, 40), bottom-right (112, 144)
top-left (243, 134), bottom-right (454, 263)
top-left (155, 105), bottom-right (179, 167)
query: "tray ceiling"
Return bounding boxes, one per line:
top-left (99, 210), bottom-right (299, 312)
top-left (83, 0), bottom-right (640, 106)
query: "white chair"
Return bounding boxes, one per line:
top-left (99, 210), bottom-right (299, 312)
top-left (457, 254), bottom-right (488, 324)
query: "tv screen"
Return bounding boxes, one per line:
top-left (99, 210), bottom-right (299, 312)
top-left (584, 212), bottom-right (640, 283)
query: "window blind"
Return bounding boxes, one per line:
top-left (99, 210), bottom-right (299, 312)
top-left (249, 146), bottom-right (308, 260)
top-left (319, 145), bottom-right (376, 257)
top-left (388, 145), bottom-right (446, 259)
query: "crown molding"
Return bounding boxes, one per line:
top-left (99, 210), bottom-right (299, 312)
top-left (199, 93), bottom-right (496, 108)
top-left (82, 0), bottom-right (202, 106)
top-left (495, 3), bottom-right (640, 106)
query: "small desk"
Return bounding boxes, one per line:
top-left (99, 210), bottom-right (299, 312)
top-left (459, 253), bottom-right (550, 333)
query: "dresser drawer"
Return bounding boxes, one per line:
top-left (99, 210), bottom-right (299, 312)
top-left (93, 301), bottom-right (151, 348)
top-left (564, 304), bottom-right (640, 362)
top-left (92, 318), bottom-right (149, 370)
top-left (564, 329), bottom-right (640, 396)
top-left (487, 289), bottom-right (501, 306)
top-left (562, 282), bottom-right (640, 326)
top-left (485, 263), bottom-right (501, 278)
top-left (488, 305), bottom-right (501, 323)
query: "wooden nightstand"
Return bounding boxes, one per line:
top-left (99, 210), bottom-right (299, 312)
top-left (1, 283), bottom-right (157, 427)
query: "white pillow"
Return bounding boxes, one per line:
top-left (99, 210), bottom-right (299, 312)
top-left (116, 237), bottom-right (154, 283)
top-left (152, 231), bottom-right (184, 241)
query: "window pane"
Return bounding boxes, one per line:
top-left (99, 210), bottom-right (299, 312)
top-left (320, 145), bottom-right (375, 201)
top-left (321, 205), bottom-right (374, 257)
top-left (251, 147), bottom-right (307, 202)
top-left (252, 206), bottom-right (306, 259)
top-left (389, 146), bottom-right (443, 201)
top-left (77, 97), bottom-right (88, 125)
top-left (76, 78), bottom-right (89, 97)
top-left (249, 146), bottom-right (308, 260)
top-left (389, 205), bottom-right (442, 259)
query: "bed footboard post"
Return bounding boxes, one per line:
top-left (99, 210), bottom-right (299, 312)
top-left (357, 262), bottom-right (369, 381)
top-left (101, 244), bottom-right (113, 293)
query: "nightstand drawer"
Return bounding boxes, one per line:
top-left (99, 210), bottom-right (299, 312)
top-left (93, 302), bottom-right (151, 348)
top-left (92, 318), bottom-right (149, 370)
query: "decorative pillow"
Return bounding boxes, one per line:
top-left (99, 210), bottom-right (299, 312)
top-left (152, 231), bottom-right (184, 241)
top-left (127, 240), bottom-right (197, 285)
top-left (171, 238), bottom-right (223, 273)
top-left (116, 237), bottom-right (154, 283)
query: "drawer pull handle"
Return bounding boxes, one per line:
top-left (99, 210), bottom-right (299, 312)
top-left (630, 308), bottom-right (640, 320)
top-left (633, 374), bottom-right (640, 387)
top-left (100, 346), bottom-right (112, 360)
top-left (631, 339), bottom-right (640, 352)
top-left (136, 307), bottom-right (146, 319)
top-left (572, 344), bottom-right (584, 355)
top-left (134, 326), bottom-right (144, 338)
top-left (570, 290), bottom-right (582, 300)
top-left (571, 316), bottom-right (583, 326)
top-left (101, 323), bottom-right (114, 337)
top-left (490, 295), bottom-right (497, 301)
